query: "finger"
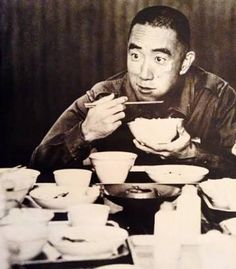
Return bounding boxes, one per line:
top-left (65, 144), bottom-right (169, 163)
top-left (108, 111), bottom-right (126, 123)
top-left (170, 127), bottom-right (191, 151)
top-left (177, 124), bottom-right (185, 135)
top-left (108, 103), bottom-right (126, 115)
top-left (102, 96), bottom-right (128, 109)
top-left (151, 126), bottom-right (190, 152)
top-left (112, 120), bottom-right (122, 131)
top-left (92, 93), bottom-right (115, 104)
top-left (133, 139), bottom-right (159, 154)
top-left (133, 139), bottom-right (173, 157)
top-left (92, 103), bottom-right (125, 119)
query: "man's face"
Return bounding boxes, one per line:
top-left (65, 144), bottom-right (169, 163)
top-left (127, 24), bottom-right (186, 101)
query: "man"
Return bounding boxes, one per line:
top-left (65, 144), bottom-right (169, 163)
top-left (30, 6), bottom-right (236, 176)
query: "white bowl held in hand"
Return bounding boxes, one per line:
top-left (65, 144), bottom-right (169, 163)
top-left (146, 165), bottom-right (209, 184)
top-left (49, 225), bottom-right (128, 258)
top-left (89, 151), bottom-right (137, 184)
top-left (53, 169), bottom-right (92, 187)
top-left (29, 185), bottom-right (100, 209)
top-left (1, 224), bottom-right (48, 262)
top-left (128, 117), bottom-right (183, 144)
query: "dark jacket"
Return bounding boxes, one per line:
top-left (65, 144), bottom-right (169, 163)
top-left (30, 66), bottom-right (236, 176)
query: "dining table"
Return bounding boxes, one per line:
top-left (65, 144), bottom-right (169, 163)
top-left (5, 164), bottom-right (236, 269)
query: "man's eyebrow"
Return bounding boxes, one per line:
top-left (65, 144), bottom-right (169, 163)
top-left (128, 43), bottom-right (172, 56)
top-left (128, 43), bottom-right (141, 50)
top-left (152, 48), bottom-right (172, 56)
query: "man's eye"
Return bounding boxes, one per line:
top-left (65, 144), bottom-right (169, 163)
top-left (130, 52), bottom-right (140, 61)
top-left (155, 56), bottom-right (166, 64)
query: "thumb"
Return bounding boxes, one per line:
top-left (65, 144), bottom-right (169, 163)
top-left (177, 124), bottom-right (186, 136)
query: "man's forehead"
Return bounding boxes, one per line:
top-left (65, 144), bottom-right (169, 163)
top-left (128, 24), bottom-right (179, 50)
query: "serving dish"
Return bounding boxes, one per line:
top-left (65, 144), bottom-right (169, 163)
top-left (146, 165), bottom-right (209, 184)
top-left (29, 185), bottom-right (100, 210)
top-left (11, 220), bottom-right (131, 269)
top-left (48, 224), bottom-right (128, 258)
top-left (100, 183), bottom-right (181, 216)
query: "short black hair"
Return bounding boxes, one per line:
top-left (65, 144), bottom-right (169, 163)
top-left (129, 6), bottom-right (191, 50)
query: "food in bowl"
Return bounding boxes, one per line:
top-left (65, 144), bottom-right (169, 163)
top-left (29, 185), bottom-right (100, 209)
top-left (146, 165), bottom-right (209, 184)
top-left (1, 224), bottom-right (48, 262)
top-left (128, 117), bottom-right (183, 144)
top-left (0, 168), bottom-right (40, 209)
top-left (53, 169), bottom-right (92, 187)
top-left (89, 151), bottom-right (137, 183)
top-left (49, 225), bottom-right (128, 258)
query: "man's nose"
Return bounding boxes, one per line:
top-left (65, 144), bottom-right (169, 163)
top-left (139, 60), bottom-right (154, 80)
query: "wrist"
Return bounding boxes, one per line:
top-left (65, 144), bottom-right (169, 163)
top-left (187, 142), bottom-right (198, 158)
top-left (81, 121), bottom-right (94, 142)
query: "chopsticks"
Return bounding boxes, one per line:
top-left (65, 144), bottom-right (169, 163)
top-left (84, 100), bottom-right (164, 109)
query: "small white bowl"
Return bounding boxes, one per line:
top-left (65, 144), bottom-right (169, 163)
top-left (146, 165), bottom-right (209, 184)
top-left (54, 169), bottom-right (92, 187)
top-left (29, 185), bottom-right (100, 209)
top-left (89, 151), bottom-right (137, 184)
top-left (0, 208), bottom-right (54, 225)
top-left (49, 225), bottom-right (128, 258)
top-left (0, 168), bottom-right (40, 209)
top-left (1, 224), bottom-right (48, 262)
top-left (68, 204), bottom-right (110, 226)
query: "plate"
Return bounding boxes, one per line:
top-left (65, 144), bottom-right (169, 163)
top-left (48, 225), bottom-right (128, 258)
top-left (146, 165), bottom-right (209, 184)
top-left (29, 185), bottom-right (100, 210)
top-left (130, 166), bottom-right (155, 172)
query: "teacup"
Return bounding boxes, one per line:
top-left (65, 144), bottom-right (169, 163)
top-left (53, 169), bottom-right (92, 187)
top-left (68, 204), bottom-right (115, 226)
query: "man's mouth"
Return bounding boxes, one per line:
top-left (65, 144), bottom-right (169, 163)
top-left (138, 85), bottom-right (156, 94)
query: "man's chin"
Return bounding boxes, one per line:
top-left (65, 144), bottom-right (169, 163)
top-left (136, 90), bottom-right (163, 101)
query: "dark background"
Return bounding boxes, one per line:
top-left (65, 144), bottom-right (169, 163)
top-left (1, 0), bottom-right (236, 167)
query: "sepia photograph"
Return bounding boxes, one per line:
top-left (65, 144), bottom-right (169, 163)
top-left (0, 0), bottom-right (236, 268)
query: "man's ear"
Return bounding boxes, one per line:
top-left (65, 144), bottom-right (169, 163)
top-left (179, 51), bottom-right (195, 75)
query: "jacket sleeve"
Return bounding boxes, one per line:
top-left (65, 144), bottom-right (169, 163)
top-left (29, 80), bottom-right (122, 172)
top-left (191, 84), bottom-right (236, 177)
top-left (30, 93), bottom-right (92, 172)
